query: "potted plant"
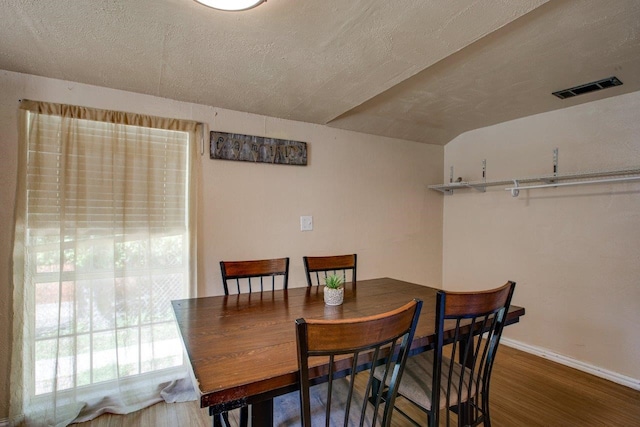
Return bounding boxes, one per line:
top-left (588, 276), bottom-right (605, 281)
top-left (323, 274), bottom-right (344, 306)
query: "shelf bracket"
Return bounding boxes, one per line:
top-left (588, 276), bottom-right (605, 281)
top-left (482, 159), bottom-right (486, 182)
top-left (475, 159), bottom-right (487, 192)
top-left (543, 148), bottom-right (559, 183)
top-left (510, 180), bottom-right (520, 197)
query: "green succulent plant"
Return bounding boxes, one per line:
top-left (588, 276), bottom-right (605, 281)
top-left (324, 274), bottom-right (344, 289)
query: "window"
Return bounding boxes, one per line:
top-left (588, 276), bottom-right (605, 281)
top-left (12, 101), bottom-right (198, 425)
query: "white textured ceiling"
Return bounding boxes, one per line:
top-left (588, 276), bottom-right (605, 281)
top-left (1, 0), bottom-right (639, 145)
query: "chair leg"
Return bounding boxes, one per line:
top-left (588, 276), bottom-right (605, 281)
top-left (457, 401), bottom-right (472, 426)
top-left (483, 395), bottom-right (492, 427)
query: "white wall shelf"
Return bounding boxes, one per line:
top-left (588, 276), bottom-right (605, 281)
top-left (429, 167), bottom-right (640, 197)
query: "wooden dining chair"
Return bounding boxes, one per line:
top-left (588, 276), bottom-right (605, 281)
top-left (375, 281), bottom-right (516, 427)
top-left (220, 257), bottom-right (289, 295)
top-left (303, 253), bottom-right (357, 286)
top-left (274, 299), bottom-right (422, 427)
top-left (216, 257), bottom-right (290, 427)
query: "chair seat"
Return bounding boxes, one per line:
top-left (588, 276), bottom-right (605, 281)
top-left (374, 352), bottom-right (476, 411)
top-left (274, 378), bottom-right (376, 426)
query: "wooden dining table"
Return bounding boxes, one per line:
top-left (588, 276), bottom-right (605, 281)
top-left (172, 277), bottom-right (525, 427)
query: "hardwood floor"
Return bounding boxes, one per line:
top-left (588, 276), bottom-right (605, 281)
top-left (71, 345), bottom-right (640, 426)
top-left (489, 345), bottom-right (640, 426)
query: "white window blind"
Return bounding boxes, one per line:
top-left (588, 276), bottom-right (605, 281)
top-left (27, 116), bottom-right (189, 233)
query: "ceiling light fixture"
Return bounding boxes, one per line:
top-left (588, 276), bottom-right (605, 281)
top-left (194, 0), bottom-right (265, 11)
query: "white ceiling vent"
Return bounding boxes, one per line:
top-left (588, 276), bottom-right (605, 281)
top-left (552, 76), bottom-right (623, 99)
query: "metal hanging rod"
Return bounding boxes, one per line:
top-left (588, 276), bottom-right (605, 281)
top-left (429, 148), bottom-right (640, 195)
top-left (506, 175), bottom-right (640, 197)
top-left (429, 167), bottom-right (640, 195)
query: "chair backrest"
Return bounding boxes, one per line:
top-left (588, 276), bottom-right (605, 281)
top-left (220, 257), bottom-right (290, 295)
top-left (432, 281), bottom-right (516, 427)
top-left (303, 254), bottom-right (357, 287)
top-left (296, 299), bottom-right (422, 427)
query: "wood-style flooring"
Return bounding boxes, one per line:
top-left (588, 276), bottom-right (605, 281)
top-left (70, 345), bottom-right (640, 426)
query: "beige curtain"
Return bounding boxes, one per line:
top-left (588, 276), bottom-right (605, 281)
top-left (10, 100), bottom-right (199, 426)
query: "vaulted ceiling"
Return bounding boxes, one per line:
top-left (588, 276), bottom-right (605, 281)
top-left (1, 0), bottom-right (639, 145)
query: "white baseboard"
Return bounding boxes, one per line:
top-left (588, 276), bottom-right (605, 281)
top-left (0, 418), bottom-right (8, 427)
top-left (501, 338), bottom-right (640, 391)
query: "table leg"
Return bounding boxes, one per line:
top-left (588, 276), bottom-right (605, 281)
top-left (212, 412), bottom-right (223, 427)
top-left (250, 398), bottom-right (274, 427)
top-left (211, 411), bottom-right (231, 427)
top-left (456, 338), bottom-right (475, 425)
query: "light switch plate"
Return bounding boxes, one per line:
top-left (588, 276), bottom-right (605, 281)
top-left (300, 215), bottom-right (313, 231)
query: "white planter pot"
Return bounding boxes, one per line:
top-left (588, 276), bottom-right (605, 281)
top-left (324, 287), bottom-right (344, 306)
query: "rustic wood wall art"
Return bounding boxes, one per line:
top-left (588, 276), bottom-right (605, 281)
top-left (210, 131), bottom-right (307, 166)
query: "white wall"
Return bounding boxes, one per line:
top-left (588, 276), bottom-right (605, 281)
top-left (442, 90), bottom-right (640, 384)
top-left (0, 70), bottom-right (444, 418)
top-left (199, 110), bottom-right (444, 295)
